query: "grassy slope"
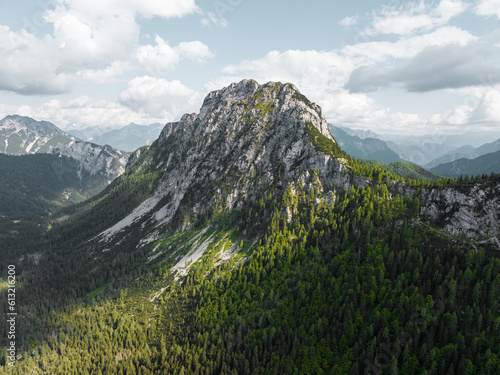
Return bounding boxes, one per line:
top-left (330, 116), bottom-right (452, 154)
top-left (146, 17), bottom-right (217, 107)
top-left (360, 159), bottom-right (442, 182)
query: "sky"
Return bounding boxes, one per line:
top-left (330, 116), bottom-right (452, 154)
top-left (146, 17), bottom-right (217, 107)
top-left (0, 0), bottom-right (500, 138)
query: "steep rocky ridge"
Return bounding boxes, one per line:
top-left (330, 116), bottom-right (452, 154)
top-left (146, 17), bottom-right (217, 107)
top-left (419, 179), bottom-right (500, 246)
top-left (51, 141), bottom-right (129, 183)
top-left (96, 80), bottom-right (359, 249)
top-left (0, 115), bottom-right (75, 154)
top-left (94, 79), bottom-right (500, 254)
top-left (0, 114), bottom-right (129, 187)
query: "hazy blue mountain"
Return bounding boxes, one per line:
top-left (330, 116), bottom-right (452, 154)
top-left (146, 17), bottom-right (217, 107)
top-left (335, 125), bottom-right (383, 140)
top-left (430, 150), bottom-right (500, 178)
top-left (2, 81), bottom-right (500, 375)
top-left (329, 125), bottom-right (403, 163)
top-left (476, 137), bottom-right (500, 156)
top-left (360, 159), bottom-right (441, 182)
top-left (67, 122), bottom-right (164, 152)
top-left (0, 115), bottom-right (77, 154)
top-left (426, 137), bottom-right (500, 168)
top-left (380, 132), bottom-right (500, 166)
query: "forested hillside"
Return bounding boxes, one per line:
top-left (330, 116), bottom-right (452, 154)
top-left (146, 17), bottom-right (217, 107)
top-left (0, 81), bottom-right (498, 374)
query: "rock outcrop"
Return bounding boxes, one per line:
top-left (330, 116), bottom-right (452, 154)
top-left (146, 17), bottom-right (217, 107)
top-left (95, 79), bottom-right (500, 251)
top-left (420, 181), bottom-right (500, 246)
top-left (98, 80), bottom-right (355, 246)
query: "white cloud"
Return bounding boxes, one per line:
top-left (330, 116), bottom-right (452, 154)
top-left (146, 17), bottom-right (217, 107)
top-left (51, 0), bottom-right (199, 20)
top-left (342, 26), bottom-right (475, 65)
top-left (136, 36), bottom-right (213, 73)
top-left (118, 76), bottom-right (202, 119)
top-left (176, 41), bottom-right (214, 62)
top-left (201, 12), bottom-right (228, 28)
top-left (9, 97), bottom-right (153, 129)
top-left (0, 26), bottom-right (73, 95)
top-left (340, 16), bottom-right (357, 27)
top-left (213, 21), bottom-right (500, 136)
top-left (345, 41), bottom-right (500, 93)
top-left (469, 86), bottom-right (500, 122)
top-left (476, 0), bottom-right (500, 18)
top-left (0, 0), bottom-right (203, 96)
top-left (364, 0), bottom-right (468, 36)
top-left (2, 77), bottom-right (203, 129)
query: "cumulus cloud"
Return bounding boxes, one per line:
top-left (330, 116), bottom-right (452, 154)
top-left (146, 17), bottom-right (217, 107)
top-left (51, 0), bottom-right (199, 20)
top-left (340, 16), bottom-right (357, 27)
top-left (9, 91), bottom-right (198, 130)
top-left (2, 77), bottom-right (204, 129)
top-left (213, 21), bottom-right (500, 135)
top-left (364, 0), bottom-right (469, 36)
top-left (118, 76), bottom-right (202, 119)
top-left (0, 0), bottom-right (203, 96)
top-left (10, 97), bottom-right (155, 129)
top-left (201, 12), bottom-right (228, 28)
top-left (476, 0), bottom-right (500, 19)
top-left (345, 42), bottom-right (500, 93)
top-left (136, 36), bottom-right (213, 73)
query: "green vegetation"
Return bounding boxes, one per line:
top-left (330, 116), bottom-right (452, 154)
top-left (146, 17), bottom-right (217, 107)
top-left (1, 162), bottom-right (499, 374)
top-left (86, 283), bottom-right (110, 299)
top-left (305, 121), bottom-right (344, 157)
top-left (0, 153), bottom-right (116, 270)
top-left (360, 159), bottom-right (442, 182)
top-left (0, 87), bottom-right (499, 374)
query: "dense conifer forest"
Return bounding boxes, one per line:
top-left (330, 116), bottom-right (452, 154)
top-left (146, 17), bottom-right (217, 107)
top-left (0, 81), bottom-right (499, 374)
top-left (0, 158), bottom-right (499, 374)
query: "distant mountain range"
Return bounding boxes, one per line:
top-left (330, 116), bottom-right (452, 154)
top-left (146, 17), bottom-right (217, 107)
top-left (329, 125), bottom-right (403, 163)
top-left (0, 115), bottom-right (130, 213)
top-left (0, 115), bottom-right (76, 154)
top-left (426, 138), bottom-right (500, 168)
top-left (430, 150), bottom-right (500, 178)
top-left (67, 122), bottom-right (164, 152)
top-left (332, 124), bottom-right (500, 178)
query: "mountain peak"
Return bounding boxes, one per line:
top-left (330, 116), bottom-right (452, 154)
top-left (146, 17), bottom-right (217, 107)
top-left (197, 80), bottom-right (332, 139)
top-left (98, 80), bottom-right (345, 246)
top-left (0, 115), bottom-right (74, 154)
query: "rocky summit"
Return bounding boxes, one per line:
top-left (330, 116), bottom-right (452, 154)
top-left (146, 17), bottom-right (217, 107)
top-left (94, 80), bottom-right (500, 253)
top-left (5, 80), bottom-right (500, 375)
top-left (98, 80), bottom-right (354, 247)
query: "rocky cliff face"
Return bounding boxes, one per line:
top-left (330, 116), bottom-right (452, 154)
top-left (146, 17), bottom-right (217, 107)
top-left (0, 115), bottom-right (129, 186)
top-left (420, 181), bottom-right (500, 246)
top-left (51, 141), bottom-right (129, 183)
top-left (95, 79), bottom-right (500, 252)
top-left (0, 115), bottom-right (75, 154)
top-left (97, 80), bottom-right (357, 247)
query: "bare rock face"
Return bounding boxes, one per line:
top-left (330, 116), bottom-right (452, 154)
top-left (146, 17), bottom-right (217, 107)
top-left (98, 80), bottom-right (351, 246)
top-left (51, 141), bottom-right (129, 181)
top-left (0, 115), bottom-right (75, 154)
top-left (95, 79), bottom-right (500, 251)
top-left (420, 182), bottom-right (500, 246)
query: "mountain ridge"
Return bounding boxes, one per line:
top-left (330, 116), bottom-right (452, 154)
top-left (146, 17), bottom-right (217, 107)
top-left (3, 80), bottom-right (500, 374)
top-left (0, 114), bottom-right (76, 154)
top-left (430, 150), bottom-right (500, 178)
top-left (0, 114), bottom-right (130, 183)
top-left (95, 79), bottom-right (353, 250)
top-left (67, 122), bottom-right (164, 152)
top-left (329, 125), bottom-right (404, 163)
